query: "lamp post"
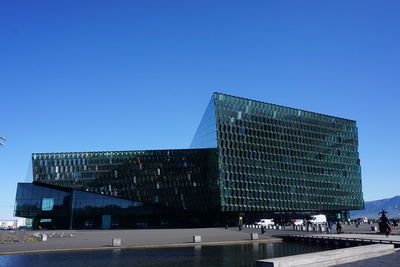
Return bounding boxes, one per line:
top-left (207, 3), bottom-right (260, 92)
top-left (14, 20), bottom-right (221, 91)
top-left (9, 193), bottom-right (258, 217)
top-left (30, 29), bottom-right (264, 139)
top-left (0, 136), bottom-right (6, 146)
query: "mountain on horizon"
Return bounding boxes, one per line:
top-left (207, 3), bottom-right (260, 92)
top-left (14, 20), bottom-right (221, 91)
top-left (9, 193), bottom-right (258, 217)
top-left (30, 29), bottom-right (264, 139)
top-left (350, 195), bottom-right (400, 219)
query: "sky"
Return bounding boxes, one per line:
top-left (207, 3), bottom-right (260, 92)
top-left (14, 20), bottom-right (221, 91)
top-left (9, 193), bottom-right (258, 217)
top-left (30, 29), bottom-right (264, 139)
top-left (0, 0), bottom-right (399, 219)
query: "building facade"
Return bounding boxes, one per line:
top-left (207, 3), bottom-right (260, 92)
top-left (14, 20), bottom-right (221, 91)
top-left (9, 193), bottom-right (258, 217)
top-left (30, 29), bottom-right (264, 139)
top-left (15, 93), bottom-right (364, 229)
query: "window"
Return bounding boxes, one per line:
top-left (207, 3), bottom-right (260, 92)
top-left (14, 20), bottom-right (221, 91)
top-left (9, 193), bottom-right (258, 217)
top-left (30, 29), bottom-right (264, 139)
top-left (41, 198), bottom-right (54, 211)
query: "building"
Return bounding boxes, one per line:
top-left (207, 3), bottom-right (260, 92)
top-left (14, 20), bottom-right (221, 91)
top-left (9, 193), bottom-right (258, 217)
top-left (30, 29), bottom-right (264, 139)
top-left (0, 218), bottom-right (26, 229)
top-left (15, 93), bottom-right (364, 229)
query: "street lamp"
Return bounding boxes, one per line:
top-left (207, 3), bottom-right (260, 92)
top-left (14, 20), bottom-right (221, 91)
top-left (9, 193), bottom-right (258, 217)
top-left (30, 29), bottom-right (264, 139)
top-left (0, 136), bottom-right (6, 146)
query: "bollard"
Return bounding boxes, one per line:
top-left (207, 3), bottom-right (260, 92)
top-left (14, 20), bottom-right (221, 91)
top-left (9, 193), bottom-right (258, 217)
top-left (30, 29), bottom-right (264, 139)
top-left (251, 233), bottom-right (258, 240)
top-left (319, 226), bottom-right (325, 232)
top-left (193, 235), bottom-right (201, 243)
top-left (41, 234), bottom-right (47, 242)
top-left (112, 238), bottom-right (121, 247)
top-left (18, 230), bottom-right (25, 243)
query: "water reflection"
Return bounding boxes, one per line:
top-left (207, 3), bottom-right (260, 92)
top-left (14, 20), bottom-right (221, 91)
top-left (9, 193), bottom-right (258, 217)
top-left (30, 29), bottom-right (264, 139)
top-left (0, 242), bottom-right (331, 267)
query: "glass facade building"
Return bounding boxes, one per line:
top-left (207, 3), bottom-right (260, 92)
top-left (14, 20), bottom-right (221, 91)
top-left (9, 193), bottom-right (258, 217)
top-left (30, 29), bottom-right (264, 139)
top-left (15, 93), bottom-right (363, 229)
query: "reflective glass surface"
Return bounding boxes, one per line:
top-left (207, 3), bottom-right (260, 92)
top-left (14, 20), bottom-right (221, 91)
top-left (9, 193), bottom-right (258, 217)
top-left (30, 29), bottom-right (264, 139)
top-left (213, 93), bottom-right (363, 212)
top-left (15, 183), bottom-right (214, 229)
top-left (190, 98), bottom-right (218, 149)
top-left (15, 183), bottom-right (71, 228)
top-left (32, 148), bottom-right (219, 212)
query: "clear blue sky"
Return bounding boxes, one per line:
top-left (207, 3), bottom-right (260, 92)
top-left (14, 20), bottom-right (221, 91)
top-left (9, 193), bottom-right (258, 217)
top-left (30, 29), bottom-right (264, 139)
top-left (0, 1), bottom-right (399, 219)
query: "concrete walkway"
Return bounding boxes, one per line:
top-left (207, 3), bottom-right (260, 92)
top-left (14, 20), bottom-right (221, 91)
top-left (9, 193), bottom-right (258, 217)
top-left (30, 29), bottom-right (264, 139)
top-left (315, 233), bottom-right (400, 242)
top-left (313, 234), bottom-right (400, 246)
top-left (257, 244), bottom-right (396, 267)
top-left (0, 228), bottom-right (280, 254)
top-left (336, 250), bottom-right (400, 267)
top-left (244, 222), bottom-right (400, 236)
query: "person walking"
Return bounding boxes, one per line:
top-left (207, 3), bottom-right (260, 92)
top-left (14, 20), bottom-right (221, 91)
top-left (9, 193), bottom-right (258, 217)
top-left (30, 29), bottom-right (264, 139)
top-left (327, 221), bottom-right (333, 234)
top-left (261, 225), bottom-right (266, 234)
top-left (379, 210), bottom-right (392, 237)
top-left (336, 221), bottom-right (342, 234)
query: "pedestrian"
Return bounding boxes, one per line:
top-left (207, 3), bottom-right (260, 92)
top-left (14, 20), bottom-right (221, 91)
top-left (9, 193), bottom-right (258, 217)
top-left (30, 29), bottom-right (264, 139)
top-left (327, 221), bottom-right (333, 234)
top-left (393, 220), bottom-right (399, 230)
top-left (336, 221), bottom-right (342, 234)
top-left (261, 225), bottom-right (266, 234)
top-left (378, 210), bottom-right (392, 237)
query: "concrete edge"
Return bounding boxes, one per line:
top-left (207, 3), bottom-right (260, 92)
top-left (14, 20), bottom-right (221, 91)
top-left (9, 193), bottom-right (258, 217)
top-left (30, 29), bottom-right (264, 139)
top-left (256, 244), bottom-right (395, 267)
top-left (0, 238), bottom-right (282, 256)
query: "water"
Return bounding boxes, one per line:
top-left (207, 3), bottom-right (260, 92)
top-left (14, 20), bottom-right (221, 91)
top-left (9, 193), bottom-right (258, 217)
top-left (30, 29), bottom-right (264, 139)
top-left (0, 242), bottom-right (331, 267)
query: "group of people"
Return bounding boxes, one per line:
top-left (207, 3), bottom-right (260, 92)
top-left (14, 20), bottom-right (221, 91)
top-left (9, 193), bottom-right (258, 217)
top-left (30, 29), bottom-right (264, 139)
top-left (325, 221), bottom-right (342, 234)
top-left (326, 210), bottom-right (394, 237)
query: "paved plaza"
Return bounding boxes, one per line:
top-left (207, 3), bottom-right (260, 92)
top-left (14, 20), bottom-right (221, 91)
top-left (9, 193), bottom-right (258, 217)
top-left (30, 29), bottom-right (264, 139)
top-left (0, 227), bottom-right (279, 254)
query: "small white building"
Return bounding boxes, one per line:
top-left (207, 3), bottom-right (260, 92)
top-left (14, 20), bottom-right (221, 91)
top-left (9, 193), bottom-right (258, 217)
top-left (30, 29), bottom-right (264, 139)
top-left (0, 218), bottom-right (26, 229)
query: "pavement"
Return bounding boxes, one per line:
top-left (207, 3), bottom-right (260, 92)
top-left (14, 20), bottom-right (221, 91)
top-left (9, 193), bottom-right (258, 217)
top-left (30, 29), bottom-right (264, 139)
top-left (0, 228), bottom-right (280, 254)
top-left (335, 250), bottom-right (400, 267)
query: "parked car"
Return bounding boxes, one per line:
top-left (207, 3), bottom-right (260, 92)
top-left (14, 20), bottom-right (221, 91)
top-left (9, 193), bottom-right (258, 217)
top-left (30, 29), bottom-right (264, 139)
top-left (307, 214), bottom-right (327, 225)
top-left (356, 217), bottom-right (368, 223)
top-left (254, 219), bottom-right (274, 226)
top-left (292, 219), bottom-right (304, 226)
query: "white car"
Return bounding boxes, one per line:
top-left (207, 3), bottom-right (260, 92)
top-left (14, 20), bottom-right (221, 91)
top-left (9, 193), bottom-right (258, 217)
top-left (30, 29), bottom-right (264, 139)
top-left (254, 219), bottom-right (274, 226)
top-left (307, 214), bottom-right (327, 225)
top-left (293, 219), bottom-right (304, 226)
